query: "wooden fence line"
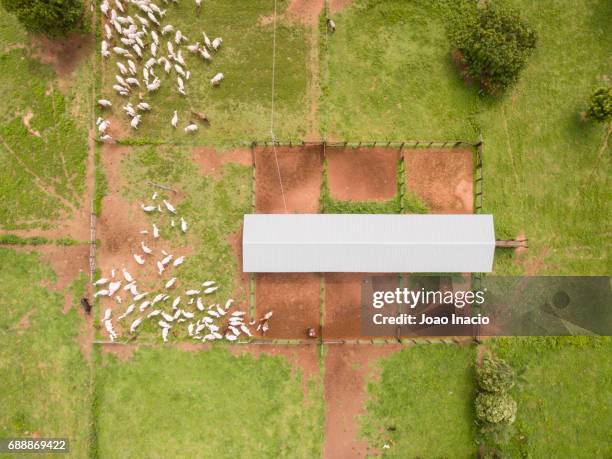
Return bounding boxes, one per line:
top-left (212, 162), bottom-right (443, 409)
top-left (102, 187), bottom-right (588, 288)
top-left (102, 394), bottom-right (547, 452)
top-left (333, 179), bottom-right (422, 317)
top-left (248, 139), bottom-right (479, 149)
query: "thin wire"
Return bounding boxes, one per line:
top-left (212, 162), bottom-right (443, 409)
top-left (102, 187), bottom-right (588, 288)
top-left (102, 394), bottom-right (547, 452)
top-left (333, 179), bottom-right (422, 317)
top-left (269, 0), bottom-right (288, 213)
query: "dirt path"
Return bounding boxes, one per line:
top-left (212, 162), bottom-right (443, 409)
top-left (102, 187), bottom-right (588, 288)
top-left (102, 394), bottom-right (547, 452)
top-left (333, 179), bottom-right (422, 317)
top-left (323, 344), bottom-right (403, 458)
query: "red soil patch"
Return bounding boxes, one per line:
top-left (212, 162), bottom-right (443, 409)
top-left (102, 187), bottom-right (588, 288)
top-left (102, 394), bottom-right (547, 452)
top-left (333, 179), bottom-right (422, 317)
top-left (323, 344), bottom-right (403, 458)
top-left (326, 147), bottom-right (399, 201)
top-left (255, 145), bottom-right (323, 213)
top-left (324, 274), bottom-right (398, 340)
top-left (255, 273), bottom-right (321, 339)
top-left (192, 147), bottom-right (252, 177)
top-left (404, 148), bottom-right (474, 213)
top-left (31, 32), bottom-right (94, 88)
top-left (231, 344), bottom-right (320, 394)
top-left (329, 0), bottom-right (355, 14)
top-left (96, 144), bottom-right (172, 336)
top-left (100, 343), bottom-right (138, 361)
top-left (285, 0), bottom-right (325, 26)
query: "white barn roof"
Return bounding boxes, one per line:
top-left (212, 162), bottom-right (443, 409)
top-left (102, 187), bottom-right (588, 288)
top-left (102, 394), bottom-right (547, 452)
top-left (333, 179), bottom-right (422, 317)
top-left (243, 214), bottom-right (495, 273)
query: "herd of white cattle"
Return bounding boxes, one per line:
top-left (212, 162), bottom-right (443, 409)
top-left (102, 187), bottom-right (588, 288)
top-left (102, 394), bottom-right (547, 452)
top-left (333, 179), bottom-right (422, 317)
top-left (95, 191), bottom-right (272, 343)
top-left (96, 0), bottom-right (225, 141)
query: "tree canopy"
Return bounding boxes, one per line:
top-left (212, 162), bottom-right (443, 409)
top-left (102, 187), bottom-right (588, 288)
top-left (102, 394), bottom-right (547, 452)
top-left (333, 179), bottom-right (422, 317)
top-left (445, 2), bottom-right (537, 94)
top-left (1, 0), bottom-right (83, 36)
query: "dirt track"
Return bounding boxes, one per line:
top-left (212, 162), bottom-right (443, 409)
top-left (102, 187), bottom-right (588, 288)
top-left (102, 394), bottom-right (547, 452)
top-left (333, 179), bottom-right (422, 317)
top-left (323, 344), bottom-right (403, 458)
top-left (255, 273), bottom-right (322, 339)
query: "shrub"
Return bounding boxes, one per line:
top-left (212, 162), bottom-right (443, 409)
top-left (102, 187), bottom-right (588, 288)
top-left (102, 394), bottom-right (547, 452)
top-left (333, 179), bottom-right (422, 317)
top-left (586, 86), bottom-right (612, 122)
top-left (1, 0), bottom-right (84, 36)
top-left (445, 2), bottom-right (537, 94)
top-left (477, 356), bottom-right (516, 394)
top-left (475, 392), bottom-right (517, 425)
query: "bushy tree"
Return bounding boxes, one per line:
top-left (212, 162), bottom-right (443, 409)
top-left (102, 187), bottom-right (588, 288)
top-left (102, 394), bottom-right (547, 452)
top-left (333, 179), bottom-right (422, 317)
top-left (446, 2), bottom-right (537, 94)
top-left (475, 392), bottom-right (517, 425)
top-left (477, 356), bottom-right (516, 394)
top-left (1, 0), bottom-right (83, 36)
top-left (586, 86), bottom-right (612, 122)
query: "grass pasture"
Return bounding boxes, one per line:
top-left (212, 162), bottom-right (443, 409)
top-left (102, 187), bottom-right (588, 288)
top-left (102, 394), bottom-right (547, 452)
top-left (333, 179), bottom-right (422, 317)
top-left (0, 248), bottom-right (91, 457)
top-left (100, 0), bottom-right (311, 146)
top-left (489, 337), bottom-right (612, 457)
top-left (361, 345), bottom-right (477, 458)
top-left (0, 8), bottom-right (90, 230)
top-left (95, 346), bottom-right (324, 458)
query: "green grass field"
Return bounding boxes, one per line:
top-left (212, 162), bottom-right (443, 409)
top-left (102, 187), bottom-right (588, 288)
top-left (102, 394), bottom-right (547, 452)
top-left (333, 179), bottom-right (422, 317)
top-left (95, 346), bottom-right (324, 458)
top-left (0, 248), bottom-right (91, 457)
top-left (0, 9), bottom-right (90, 230)
top-left (361, 345), bottom-right (477, 458)
top-left (489, 337), bottom-right (612, 457)
top-left (323, 0), bottom-right (611, 275)
top-left (100, 0), bottom-right (311, 146)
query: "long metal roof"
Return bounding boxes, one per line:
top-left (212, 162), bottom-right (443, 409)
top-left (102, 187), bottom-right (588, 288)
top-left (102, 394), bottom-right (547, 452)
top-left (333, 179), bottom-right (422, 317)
top-left (243, 214), bottom-right (495, 273)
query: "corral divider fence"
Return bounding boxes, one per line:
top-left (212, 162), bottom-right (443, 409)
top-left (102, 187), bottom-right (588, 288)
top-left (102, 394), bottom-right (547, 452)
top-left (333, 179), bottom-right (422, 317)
top-left (250, 139), bottom-right (478, 151)
top-left (474, 138), bottom-right (484, 213)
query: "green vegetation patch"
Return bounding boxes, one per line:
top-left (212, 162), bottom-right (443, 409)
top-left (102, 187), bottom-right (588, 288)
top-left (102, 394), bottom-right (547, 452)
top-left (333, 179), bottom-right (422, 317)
top-left (121, 146), bottom-right (251, 337)
top-left (0, 14), bottom-right (89, 229)
top-left (95, 346), bottom-right (324, 458)
top-left (488, 337), bottom-right (612, 457)
top-left (322, 0), bottom-right (479, 140)
top-left (0, 248), bottom-right (91, 457)
top-left (361, 345), bottom-right (477, 457)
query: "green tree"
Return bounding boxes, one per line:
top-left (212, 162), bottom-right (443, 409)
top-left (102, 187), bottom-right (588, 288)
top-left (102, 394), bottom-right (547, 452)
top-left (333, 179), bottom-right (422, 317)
top-left (586, 86), bottom-right (612, 122)
top-left (445, 2), bottom-right (537, 94)
top-left (1, 0), bottom-right (83, 36)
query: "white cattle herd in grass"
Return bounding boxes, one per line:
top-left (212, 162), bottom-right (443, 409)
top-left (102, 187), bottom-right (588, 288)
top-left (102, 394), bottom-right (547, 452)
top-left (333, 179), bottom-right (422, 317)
top-left (94, 192), bottom-right (273, 343)
top-left (97, 0), bottom-right (226, 141)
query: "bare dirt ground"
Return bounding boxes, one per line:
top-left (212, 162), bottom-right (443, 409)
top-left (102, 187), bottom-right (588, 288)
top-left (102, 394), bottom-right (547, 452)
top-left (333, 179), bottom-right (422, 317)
top-left (31, 32), bottom-right (94, 90)
top-left (255, 273), bottom-right (321, 339)
top-left (324, 274), bottom-right (398, 339)
top-left (255, 145), bottom-right (323, 213)
top-left (326, 147), bottom-right (400, 201)
top-left (192, 147), bottom-right (252, 177)
top-left (329, 0), bottom-right (355, 14)
top-left (404, 148), bottom-right (474, 213)
top-left (323, 344), bottom-right (403, 458)
top-left (285, 0), bottom-right (325, 26)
